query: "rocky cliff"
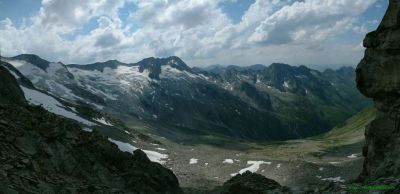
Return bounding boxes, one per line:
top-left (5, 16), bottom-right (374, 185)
top-left (356, 0), bottom-right (400, 183)
top-left (0, 65), bottom-right (183, 193)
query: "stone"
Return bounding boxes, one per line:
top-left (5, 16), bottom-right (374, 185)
top-left (21, 159), bottom-right (29, 164)
top-left (219, 171), bottom-right (291, 194)
top-left (133, 149), bottom-right (151, 163)
top-left (14, 137), bottom-right (37, 156)
top-left (3, 164), bottom-right (13, 171)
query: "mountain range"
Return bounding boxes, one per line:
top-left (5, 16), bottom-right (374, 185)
top-left (0, 54), bottom-right (371, 141)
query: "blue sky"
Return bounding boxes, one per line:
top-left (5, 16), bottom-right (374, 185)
top-left (0, 0), bottom-right (388, 66)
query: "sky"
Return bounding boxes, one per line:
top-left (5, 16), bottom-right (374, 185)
top-left (0, 0), bottom-right (388, 67)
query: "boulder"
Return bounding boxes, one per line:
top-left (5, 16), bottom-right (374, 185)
top-left (219, 171), bottom-right (291, 194)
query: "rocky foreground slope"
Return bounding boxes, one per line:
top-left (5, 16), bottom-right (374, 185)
top-left (0, 65), bottom-right (183, 193)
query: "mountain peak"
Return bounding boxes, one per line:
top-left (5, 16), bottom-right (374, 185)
top-left (269, 63), bottom-right (292, 69)
top-left (137, 56), bottom-right (191, 79)
top-left (10, 54), bottom-right (50, 71)
top-left (166, 56), bottom-right (190, 69)
top-left (138, 56), bottom-right (189, 69)
top-left (68, 59), bottom-right (126, 72)
top-left (336, 66), bottom-right (355, 73)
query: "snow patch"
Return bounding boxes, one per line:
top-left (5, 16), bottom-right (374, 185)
top-left (82, 127), bottom-right (93, 132)
top-left (347, 154), bottom-right (358, 159)
top-left (283, 81), bottom-right (290, 88)
top-left (108, 138), bottom-right (137, 153)
top-left (189, 158), bottom-right (198, 164)
top-left (231, 161), bottom-right (271, 176)
top-left (223, 159), bottom-right (234, 164)
top-left (143, 150), bottom-right (168, 164)
top-left (108, 138), bottom-right (168, 164)
top-left (94, 117), bottom-right (113, 126)
top-left (321, 176), bottom-right (345, 183)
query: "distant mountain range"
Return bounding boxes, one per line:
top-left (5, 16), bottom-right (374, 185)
top-left (202, 63), bottom-right (355, 72)
top-left (0, 54), bottom-right (371, 141)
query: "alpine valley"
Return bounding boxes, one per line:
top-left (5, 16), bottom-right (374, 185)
top-left (0, 54), bottom-right (374, 193)
top-left (2, 0), bottom-right (400, 193)
top-left (1, 54), bottom-right (370, 141)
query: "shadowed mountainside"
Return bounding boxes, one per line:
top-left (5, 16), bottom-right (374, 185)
top-left (0, 64), bottom-right (183, 194)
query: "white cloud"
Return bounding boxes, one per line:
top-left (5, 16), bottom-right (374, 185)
top-left (35, 0), bottom-right (124, 32)
top-left (0, 0), bottom-right (378, 66)
top-left (248, 0), bottom-right (376, 45)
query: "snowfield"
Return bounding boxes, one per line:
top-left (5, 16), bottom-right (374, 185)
top-left (21, 86), bottom-right (96, 126)
top-left (6, 60), bottom-right (83, 101)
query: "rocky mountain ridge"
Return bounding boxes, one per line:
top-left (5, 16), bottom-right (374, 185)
top-left (1, 54), bottom-right (370, 141)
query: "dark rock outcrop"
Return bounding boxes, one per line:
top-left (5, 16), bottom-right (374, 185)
top-left (0, 65), bottom-right (26, 105)
top-left (137, 56), bottom-right (192, 79)
top-left (0, 67), bottom-right (183, 193)
top-left (356, 0), bottom-right (400, 182)
top-left (9, 54), bottom-right (50, 71)
top-left (217, 171), bottom-right (291, 194)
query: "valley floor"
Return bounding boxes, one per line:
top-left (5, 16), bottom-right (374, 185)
top-left (140, 134), bottom-right (363, 193)
top-left (119, 120), bottom-right (368, 193)
top-left (104, 107), bottom-right (374, 193)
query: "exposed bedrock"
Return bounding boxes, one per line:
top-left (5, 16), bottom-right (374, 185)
top-left (356, 0), bottom-right (400, 182)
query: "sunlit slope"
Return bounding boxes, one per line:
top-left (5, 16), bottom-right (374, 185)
top-left (320, 106), bottom-right (375, 143)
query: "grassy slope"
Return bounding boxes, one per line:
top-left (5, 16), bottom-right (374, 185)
top-left (313, 106), bottom-right (376, 144)
top-left (249, 106), bottom-right (376, 160)
top-left (122, 106), bottom-right (376, 161)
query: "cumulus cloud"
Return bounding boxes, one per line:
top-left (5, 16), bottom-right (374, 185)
top-left (248, 0), bottom-right (376, 45)
top-left (132, 0), bottom-right (224, 29)
top-left (35, 0), bottom-right (125, 32)
top-left (0, 0), bottom-right (379, 66)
